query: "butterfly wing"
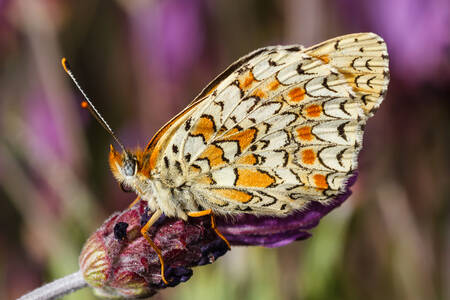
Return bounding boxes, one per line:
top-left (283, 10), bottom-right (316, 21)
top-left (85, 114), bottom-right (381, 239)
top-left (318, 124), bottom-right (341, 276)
top-left (147, 32), bottom-right (389, 216)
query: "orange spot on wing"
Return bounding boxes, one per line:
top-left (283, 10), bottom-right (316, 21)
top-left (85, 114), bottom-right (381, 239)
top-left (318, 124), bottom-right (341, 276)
top-left (239, 71), bottom-right (255, 90)
top-left (222, 128), bottom-right (257, 151)
top-left (288, 87), bottom-right (305, 102)
top-left (301, 149), bottom-right (316, 164)
top-left (196, 175), bottom-right (214, 185)
top-left (199, 145), bottom-right (226, 167)
top-left (217, 126), bottom-right (227, 135)
top-left (305, 104), bottom-right (322, 117)
top-left (313, 174), bottom-right (328, 190)
top-left (318, 55), bottom-right (330, 64)
top-left (146, 100), bottom-right (201, 170)
top-left (81, 101), bottom-right (88, 109)
top-left (212, 188), bottom-right (252, 203)
top-left (222, 127), bottom-right (239, 137)
top-left (191, 116), bottom-right (215, 141)
top-left (237, 154), bottom-right (257, 165)
top-left (252, 89), bottom-right (267, 99)
top-left (337, 68), bottom-right (372, 94)
top-left (190, 165), bottom-right (201, 173)
top-left (236, 169), bottom-right (275, 188)
top-left (296, 126), bottom-right (314, 141)
top-left (268, 79), bottom-right (280, 91)
top-left (310, 54), bottom-right (330, 64)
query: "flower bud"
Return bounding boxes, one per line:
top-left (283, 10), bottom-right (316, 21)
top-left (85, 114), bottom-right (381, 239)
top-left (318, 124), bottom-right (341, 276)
top-left (79, 174), bottom-right (356, 298)
top-left (79, 202), bottom-right (229, 298)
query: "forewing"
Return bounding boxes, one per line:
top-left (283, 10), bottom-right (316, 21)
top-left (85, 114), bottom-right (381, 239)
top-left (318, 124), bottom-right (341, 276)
top-left (154, 32), bottom-right (389, 216)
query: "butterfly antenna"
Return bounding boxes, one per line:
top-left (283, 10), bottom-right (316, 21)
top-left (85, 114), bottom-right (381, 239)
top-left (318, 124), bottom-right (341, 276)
top-left (61, 57), bottom-right (127, 153)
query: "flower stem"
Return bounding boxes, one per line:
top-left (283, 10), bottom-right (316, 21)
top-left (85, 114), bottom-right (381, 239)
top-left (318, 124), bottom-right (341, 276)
top-left (17, 270), bottom-right (87, 300)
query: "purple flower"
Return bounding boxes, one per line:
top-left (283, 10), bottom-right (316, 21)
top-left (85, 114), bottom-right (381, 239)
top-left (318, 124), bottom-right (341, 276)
top-left (79, 175), bottom-right (356, 297)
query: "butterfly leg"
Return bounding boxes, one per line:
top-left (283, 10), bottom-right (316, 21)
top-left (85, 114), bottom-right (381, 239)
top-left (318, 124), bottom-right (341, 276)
top-left (128, 196), bottom-right (141, 208)
top-left (188, 209), bottom-right (231, 249)
top-left (140, 209), bottom-right (169, 285)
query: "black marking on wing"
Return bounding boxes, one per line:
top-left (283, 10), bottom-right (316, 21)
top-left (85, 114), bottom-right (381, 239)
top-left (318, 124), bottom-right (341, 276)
top-left (361, 94), bottom-right (369, 106)
top-left (334, 39), bottom-right (340, 50)
top-left (263, 122), bottom-right (272, 134)
top-left (351, 57), bottom-right (358, 70)
top-left (337, 121), bottom-right (349, 141)
top-left (285, 46), bottom-right (301, 52)
top-left (172, 144), bottom-right (179, 154)
top-left (289, 193), bottom-right (304, 200)
top-left (175, 161), bottom-right (183, 174)
top-left (258, 168), bottom-right (278, 188)
top-left (339, 100), bottom-right (351, 117)
top-left (366, 76), bottom-right (376, 89)
top-left (233, 168), bottom-right (239, 186)
top-left (275, 149), bottom-right (289, 167)
top-left (354, 75), bottom-right (362, 87)
top-left (185, 118), bottom-right (192, 131)
top-left (164, 156), bottom-right (169, 168)
top-left (194, 47), bottom-right (268, 101)
top-left (323, 77), bottom-right (338, 93)
top-left (259, 191), bottom-right (278, 207)
top-left (259, 140), bottom-right (270, 150)
top-left (286, 184), bottom-right (303, 191)
top-left (296, 63), bottom-right (316, 76)
top-left (237, 206), bottom-right (253, 212)
top-left (214, 99), bottom-right (224, 111)
top-left (196, 157), bottom-right (211, 169)
top-left (365, 58), bottom-right (373, 71)
top-left (303, 78), bottom-right (317, 98)
top-left (268, 58), bottom-right (282, 66)
top-left (316, 146), bottom-right (338, 172)
top-left (336, 148), bottom-right (347, 168)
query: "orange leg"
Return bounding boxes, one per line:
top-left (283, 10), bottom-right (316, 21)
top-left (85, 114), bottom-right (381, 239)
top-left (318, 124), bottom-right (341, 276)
top-left (140, 209), bottom-right (169, 285)
top-left (187, 209), bottom-right (231, 249)
top-left (128, 196), bottom-right (141, 209)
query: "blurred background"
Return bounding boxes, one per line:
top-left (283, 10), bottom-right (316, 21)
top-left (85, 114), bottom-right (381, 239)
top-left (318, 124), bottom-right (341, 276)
top-left (0, 0), bottom-right (449, 299)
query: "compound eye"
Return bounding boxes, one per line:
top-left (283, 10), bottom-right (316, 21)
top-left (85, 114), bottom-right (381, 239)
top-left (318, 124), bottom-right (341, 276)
top-left (123, 158), bottom-right (136, 177)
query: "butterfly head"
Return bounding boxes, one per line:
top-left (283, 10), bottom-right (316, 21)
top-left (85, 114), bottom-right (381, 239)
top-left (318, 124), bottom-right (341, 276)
top-left (109, 145), bottom-right (140, 189)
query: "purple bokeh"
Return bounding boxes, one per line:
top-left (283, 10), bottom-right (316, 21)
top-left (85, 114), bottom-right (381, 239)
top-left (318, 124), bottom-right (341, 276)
top-left (132, 0), bottom-right (206, 81)
top-left (339, 0), bottom-right (449, 83)
top-left (26, 87), bottom-right (69, 162)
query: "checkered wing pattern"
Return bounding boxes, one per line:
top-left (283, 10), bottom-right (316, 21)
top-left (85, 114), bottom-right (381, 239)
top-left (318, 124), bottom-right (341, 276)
top-left (146, 33), bottom-right (389, 216)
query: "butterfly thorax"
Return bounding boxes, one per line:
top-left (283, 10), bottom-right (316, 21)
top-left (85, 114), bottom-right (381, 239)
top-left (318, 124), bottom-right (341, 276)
top-left (109, 145), bottom-right (198, 220)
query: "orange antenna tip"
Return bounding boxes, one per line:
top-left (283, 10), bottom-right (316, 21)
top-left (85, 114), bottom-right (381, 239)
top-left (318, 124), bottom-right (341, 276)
top-left (61, 57), bottom-right (71, 74)
top-left (62, 58), bottom-right (127, 153)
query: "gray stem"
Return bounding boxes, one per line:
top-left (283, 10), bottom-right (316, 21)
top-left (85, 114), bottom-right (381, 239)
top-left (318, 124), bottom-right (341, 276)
top-left (17, 270), bottom-right (87, 300)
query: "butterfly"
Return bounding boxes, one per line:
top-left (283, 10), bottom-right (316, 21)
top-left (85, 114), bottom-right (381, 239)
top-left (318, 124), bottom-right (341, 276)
top-left (63, 32), bottom-right (389, 284)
